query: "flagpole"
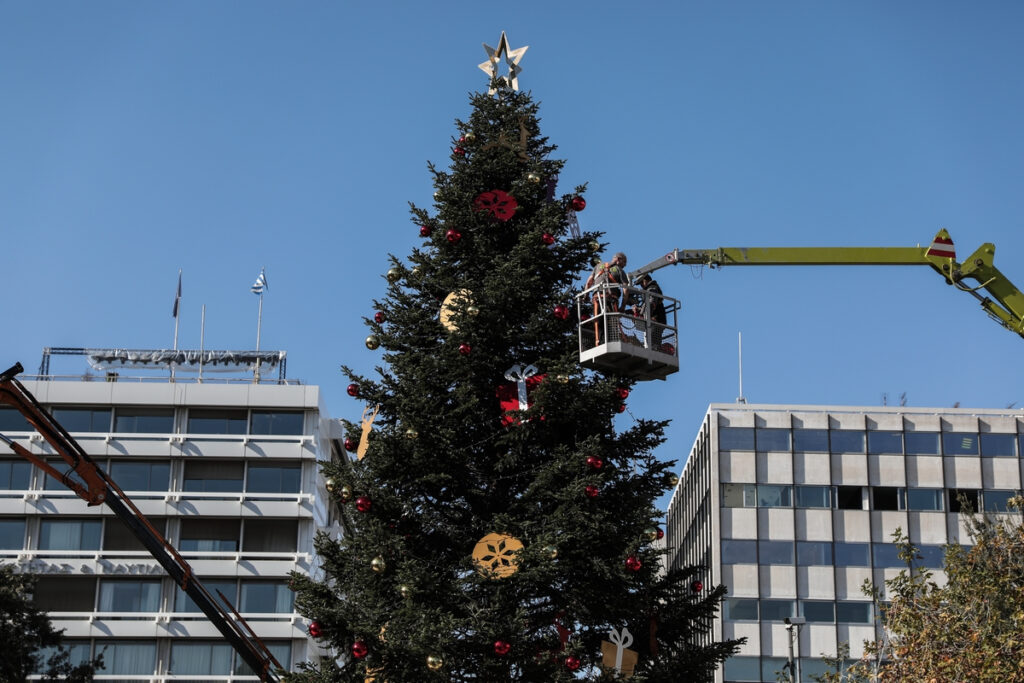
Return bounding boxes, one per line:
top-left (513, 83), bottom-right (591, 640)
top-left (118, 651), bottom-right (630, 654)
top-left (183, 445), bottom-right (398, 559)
top-left (255, 289), bottom-right (263, 384)
top-left (199, 304), bottom-right (206, 384)
top-left (172, 269), bottom-right (182, 381)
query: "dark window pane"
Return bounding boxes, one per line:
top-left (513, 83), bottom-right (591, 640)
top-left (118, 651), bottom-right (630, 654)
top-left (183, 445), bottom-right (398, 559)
top-left (943, 432), bottom-right (979, 456)
top-left (916, 545), bottom-right (945, 569)
top-left (905, 432), bottom-right (940, 455)
top-left (170, 641), bottom-right (234, 675)
top-left (830, 430), bottom-right (865, 454)
top-left (905, 488), bottom-right (943, 511)
top-left (757, 485), bottom-right (791, 507)
top-left (836, 486), bottom-right (864, 510)
top-left (762, 658), bottom-right (791, 682)
top-left (0, 461), bottom-right (30, 490)
top-left (836, 602), bottom-right (872, 623)
top-left (758, 540), bottom-right (794, 565)
top-left (110, 461), bottom-right (170, 491)
top-left (0, 519), bottom-right (25, 549)
top-left (801, 600), bottom-right (835, 622)
top-left (114, 408), bottom-right (174, 433)
top-left (948, 489), bottom-right (979, 513)
top-left (174, 580), bottom-right (237, 613)
top-left (868, 431), bottom-right (903, 455)
top-left (724, 656), bottom-right (761, 681)
top-left (33, 577), bottom-right (97, 611)
top-left (793, 429), bottom-right (829, 452)
top-left (980, 433), bottom-right (1015, 457)
top-left (39, 519), bottom-right (101, 550)
top-left (0, 407), bottom-right (32, 432)
top-left (180, 519), bottom-right (240, 552)
top-left (873, 487), bottom-right (900, 511)
top-left (98, 580), bottom-right (161, 612)
top-left (105, 641), bottom-right (157, 675)
top-left (234, 641), bottom-right (290, 675)
top-left (722, 483), bottom-right (756, 508)
top-left (104, 517), bottom-right (165, 551)
top-left (872, 543), bottom-right (905, 568)
top-left (183, 461), bottom-right (244, 493)
top-left (725, 599), bottom-right (759, 621)
top-left (722, 540), bottom-right (757, 564)
top-left (797, 541), bottom-right (832, 565)
top-left (795, 486), bottom-right (831, 508)
top-left (242, 520), bottom-right (297, 552)
top-left (247, 463), bottom-right (301, 494)
top-left (760, 599), bottom-right (795, 621)
top-left (756, 428), bottom-right (790, 452)
top-left (983, 490), bottom-right (1017, 512)
top-left (240, 581), bottom-right (294, 613)
top-left (51, 407), bottom-right (112, 432)
top-left (719, 427), bottom-right (754, 451)
top-left (834, 542), bottom-right (870, 567)
top-left (187, 409), bottom-right (248, 435)
top-left (250, 411), bottom-right (303, 436)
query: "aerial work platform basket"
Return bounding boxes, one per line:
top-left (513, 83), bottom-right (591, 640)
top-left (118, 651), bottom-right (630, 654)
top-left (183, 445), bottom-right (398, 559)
top-left (576, 283), bottom-right (680, 381)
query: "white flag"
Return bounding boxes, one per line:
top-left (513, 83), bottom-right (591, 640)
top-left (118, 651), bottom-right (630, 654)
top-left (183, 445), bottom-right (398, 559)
top-left (251, 268), bottom-right (268, 295)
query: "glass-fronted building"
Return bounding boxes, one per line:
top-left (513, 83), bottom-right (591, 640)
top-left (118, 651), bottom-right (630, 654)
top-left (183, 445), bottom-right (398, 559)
top-left (0, 351), bottom-right (340, 680)
top-left (665, 403), bottom-right (1024, 682)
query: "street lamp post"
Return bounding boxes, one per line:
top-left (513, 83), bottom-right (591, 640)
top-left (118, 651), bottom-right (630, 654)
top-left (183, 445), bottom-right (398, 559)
top-left (784, 616), bottom-right (806, 683)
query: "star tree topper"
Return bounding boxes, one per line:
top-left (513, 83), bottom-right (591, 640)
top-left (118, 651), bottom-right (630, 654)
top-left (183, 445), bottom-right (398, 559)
top-left (478, 31), bottom-right (528, 93)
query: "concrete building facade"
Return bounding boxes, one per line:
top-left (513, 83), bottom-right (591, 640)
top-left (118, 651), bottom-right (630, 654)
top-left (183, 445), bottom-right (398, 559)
top-left (0, 353), bottom-right (337, 680)
top-left (665, 402), bottom-right (1024, 682)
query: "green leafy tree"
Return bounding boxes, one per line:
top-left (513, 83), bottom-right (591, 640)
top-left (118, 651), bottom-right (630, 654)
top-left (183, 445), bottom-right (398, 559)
top-left (288, 77), bottom-right (742, 681)
top-left (0, 563), bottom-right (103, 681)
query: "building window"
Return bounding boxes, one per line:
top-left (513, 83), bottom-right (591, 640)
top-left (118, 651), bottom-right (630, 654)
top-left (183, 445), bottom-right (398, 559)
top-left (109, 460), bottom-right (170, 491)
top-left (793, 429), bottom-right (829, 452)
top-left (104, 640), bottom-right (158, 676)
top-left (758, 540), bottom-right (794, 565)
top-left (174, 579), bottom-right (237, 613)
top-left (757, 485), bottom-right (792, 507)
top-left (942, 432), bottom-right (979, 456)
top-left (39, 519), bottom-right (101, 550)
top-left (719, 427), bottom-right (754, 451)
top-left (762, 657), bottom-right (791, 682)
top-left (113, 408), bottom-right (174, 434)
top-left (721, 539), bottom-right (757, 564)
top-left (170, 641), bottom-right (234, 676)
top-left (795, 485), bottom-right (831, 508)
top-left (835, 486), bottom-right (865, 510)
top-left (948, 489), bottom-right (980, 513)
top-left (50, 407), bottom-right (112, 432)
top-left (916, 545), bottom-right (945, 569)
top-left (723, 656), bottom-right (761, 681)
top-left (796, 541), bottom-right (833, 565)
top-left (0, 518), bottom-right (26, 549)
top-left (250, 410), bottom-right (304, 436)
top-left (247, 462), bottom-right (301, 494)
top-left (760, 599), bottom-right (795, 621)
top-left (800, 600), bottom-right (835, 622)
top-left (904, 431), bottom-right (940, 455)
top-left (180, 519), bottom-right (240, 552)
top-left (235, 641), bottom-right (291, 675)
top-left (0, 407), bottom-right (32, 432)
top-left (725, 598), bottom-right (759, 621)
top-left (904, 488), bottom-right (943, 511)
top-left (834, 542), bottom-right (870, 567)
top-left (183, 461), bottom-right (244, 493)
top-left (872, 487), bottom-right (900, 511)
top-left (836, 601), bottom-right (872, 624)
top-left (983, 490), bottom-right (1019, 512)
top-left (872, 543), bottom-right (905, 568)
top-left (756, 428), bottom-right (790, 452)
top-left (187, 408), bottom-right (248, 435)
top-left (32, 577), bottom-right (97, 611)
top-left (240, 580), bottom-right (295, 613)
top-left (98, 579), bottom-right (161, 612)
top-left (980, 433), bottom-right (1016, 457)
top-left (830, 430), bottom-right (865, 454)
top-left (722, 483), bottom-right (756, 508)
top-left (104, 517), bottom-right (165, 551)
top-left (242, 519), bottom-right (297, 552)
top-left (0, 460), bottom-right (30, 490)
top-left (867, 431), bottom-right (903, 455)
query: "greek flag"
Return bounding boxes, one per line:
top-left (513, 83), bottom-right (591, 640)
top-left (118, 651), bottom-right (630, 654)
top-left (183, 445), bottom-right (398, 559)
top-left (251, 268), bottom-right (268, 295)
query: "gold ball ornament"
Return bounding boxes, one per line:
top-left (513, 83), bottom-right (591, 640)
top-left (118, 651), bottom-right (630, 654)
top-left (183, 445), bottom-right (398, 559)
top-left (544, 544), bottom-right (559, 559)
top-left (371, 556), bottom-right (387, 573)
top-left (667, 474), bottom-right (680, 487)
top-left (325, 477), bottom-right (336, 492)
top-left (426, 655), bottom-right (444, 671)
top-left (472, 533), bottom-right (524, 579)
top-left (591, 254), bottom-right (603, 266)
top-left (527, 172), bottom-right (541, 183)
top-left (463, 130), bottom-right (476, 142)
top-left (398, 584), bottom-right (412, 599)
top-left (386, 267), bottom-right (401, 283)
top-left (365, 335), bottom-right (380, 350)
top-left (411, 265), bottom-right (423, 277)
top-left (339, 485), bottom-right (352, 502)
top-left (405, 428), bottom-right (418, 439)
top-left (644, 527), bottom-right (659, 542)
top-left (589, 240), bottom-right (602, 253)
top-left (465, 304), bottom-right (480, 317)
top-left (555, 374), bottom-right (570, 384)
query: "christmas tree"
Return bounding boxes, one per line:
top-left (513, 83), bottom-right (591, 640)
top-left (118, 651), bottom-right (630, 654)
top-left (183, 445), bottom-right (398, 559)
top-left (291, 34), bottom-right (742, 682)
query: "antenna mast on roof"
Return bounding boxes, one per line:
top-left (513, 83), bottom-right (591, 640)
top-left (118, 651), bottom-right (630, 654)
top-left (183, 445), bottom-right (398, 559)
top-left (737, 332), bottom-right (747, 404)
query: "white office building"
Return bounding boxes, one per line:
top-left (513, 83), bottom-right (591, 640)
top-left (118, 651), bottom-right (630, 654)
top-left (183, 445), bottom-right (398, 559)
top-left (665, 402), bottom-right (1024, 683)
top-left (0, 348), bottom-right (340, 681)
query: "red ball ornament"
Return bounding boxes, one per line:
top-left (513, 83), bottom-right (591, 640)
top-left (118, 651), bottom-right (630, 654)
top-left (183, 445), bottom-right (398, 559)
top-left (419, 225), bottom-right (432, 237)
top-left (553, 304), bottom-right (569, 320)
top-left (571, 196), bottom-right (586, 211)
top-left (586, 455), bottom-right (604, 470)
top-left (347, 383), bottom-right (360, 397)
top-left (308, 621), bottom-right (322, 638)
top-left (616, 404), bottom-right (627, 413)
top-left (565, 656), bottom-right (582, 671)
top-left (625, 555), bottom-right (643, 572)
top-left (344, 437), bottom-right (357, 452)
top-left (446, 228), bottom-right (462, 244)
top-left (493, 640), bottom-right (512, 656)
top-left (656, 527), bottom-right (665, 540)
top-left (351, 640), bottom-right (369, 659)
top-left (355, 496), bottom-right (372, 513)
top-left (661, 343), bottom-right (676, 355)
top-left (541, 232), bottom-right (555, 246)
top-left (458, 343), bottom-right (472, 356)
top-left (453, 146), bottom-right (466, 157)
top-left (691, 580), bottom-right (704, 592)
top-left (585, 484), bottom-right (600, 499)
top-left (374, 311), bottom-right (385, 324)
top-left (616, 387), bottom-right (630, 400)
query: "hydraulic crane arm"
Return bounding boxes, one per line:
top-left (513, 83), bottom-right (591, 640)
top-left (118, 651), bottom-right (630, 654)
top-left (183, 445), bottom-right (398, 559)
top-left (0, 363), bottom-right (282, 682)
top-left (626, 229), bottom-right (1024, 340)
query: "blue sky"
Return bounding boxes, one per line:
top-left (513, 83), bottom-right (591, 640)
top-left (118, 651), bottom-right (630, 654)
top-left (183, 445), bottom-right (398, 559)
top-left (3, 2), bottom-right (1023, 509)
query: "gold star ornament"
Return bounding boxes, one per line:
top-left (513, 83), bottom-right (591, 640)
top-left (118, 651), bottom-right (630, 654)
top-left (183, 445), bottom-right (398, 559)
top-left (478, 31), bottom-right (528, 93)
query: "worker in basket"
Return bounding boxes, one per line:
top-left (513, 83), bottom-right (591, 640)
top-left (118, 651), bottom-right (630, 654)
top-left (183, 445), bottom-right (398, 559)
top-left (584, 252), bottom-right (628, 344)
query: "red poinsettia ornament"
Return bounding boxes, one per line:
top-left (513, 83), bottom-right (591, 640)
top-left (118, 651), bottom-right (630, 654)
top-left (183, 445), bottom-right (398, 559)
top-left (473, 190), bottom-right (518, 221)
